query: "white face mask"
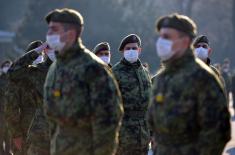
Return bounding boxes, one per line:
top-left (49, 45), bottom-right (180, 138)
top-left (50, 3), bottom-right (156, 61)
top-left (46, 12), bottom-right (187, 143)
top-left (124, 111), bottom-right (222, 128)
top-left (33, 55), bottom-right (43, 65)
top-left (99, 56), bottom-right (110, 64)
top-left (223, 64), bottom-right (230, 72)
top-left (46, 35), bottom-right (65, 52)
top-left (47, 49), bottom-right (56, 62)
top-left (124, 50), bottom-right (139, 63)
top-left (156, 37), bottom-right (174, 61)
top-left (2, 66), bottom-right (9, 73)
top-left (223, 68), bottom-right (229, 73)
top-left (195, 47), bottom-right (208, 60)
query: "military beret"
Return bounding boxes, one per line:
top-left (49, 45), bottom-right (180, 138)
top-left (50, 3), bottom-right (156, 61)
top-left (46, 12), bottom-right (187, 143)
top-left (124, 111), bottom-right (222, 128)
top-left (156, 13), bottom-right (197, 39)
top-left (193, 35), bottom-right (209, 46)
top-left (45, 8), bottom-right (84, 26)
top-left (119, 34), bottom-right (141, 51)
top-left (26, 40), bottom-right (43, 52)
top-left (93, 42), bottom-right (110, 54)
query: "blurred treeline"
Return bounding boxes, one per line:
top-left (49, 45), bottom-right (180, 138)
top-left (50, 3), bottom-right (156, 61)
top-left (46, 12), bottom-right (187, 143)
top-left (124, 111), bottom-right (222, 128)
top-left (0, 0), bottom-right (235, 73)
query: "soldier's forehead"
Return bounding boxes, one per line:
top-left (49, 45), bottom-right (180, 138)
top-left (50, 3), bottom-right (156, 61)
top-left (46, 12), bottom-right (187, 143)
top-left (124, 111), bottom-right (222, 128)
top-left (197, 42), bottom-right (209, 46)
top-left (159, 28), bottom-right (180, 35)
top-left (98, 50), bottom-right (110, 53)
top-left (124, 42), bottom-right (139, 47)
top-left (48, 21), bottom-right (64, 27)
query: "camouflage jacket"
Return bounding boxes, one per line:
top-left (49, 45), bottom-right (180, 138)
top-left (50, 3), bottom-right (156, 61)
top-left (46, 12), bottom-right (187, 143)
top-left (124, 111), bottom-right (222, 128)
top-left (206, 58), bottom-right (227, 95)
top-left (147, 49), bottom-right (231, 155)
top-left (0, 73), bottom-right (8, 125)
top-left (44, 41), bottom-right (123, 155)
top-left (0, 73), bottom-right (9, 141)
top-left (5, 50), bottom-right (52, 154)
top-left (25, 59), bottom-right (52, 155)
top-left (112, 58), bottom-right (152, 153)
top-left (221, 70), bottom-right (232, 93)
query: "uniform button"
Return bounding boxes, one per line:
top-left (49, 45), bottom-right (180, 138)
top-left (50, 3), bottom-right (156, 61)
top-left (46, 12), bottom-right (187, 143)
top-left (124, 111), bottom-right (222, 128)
top-left (155, 93), bottom-right (164, 103)
top-left (53, 90), bottom-right (61, 97)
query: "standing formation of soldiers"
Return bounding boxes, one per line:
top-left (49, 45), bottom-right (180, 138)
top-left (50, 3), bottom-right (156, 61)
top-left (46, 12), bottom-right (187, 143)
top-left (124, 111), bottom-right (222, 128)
top-left (0, 8), bottom-right (233, 155)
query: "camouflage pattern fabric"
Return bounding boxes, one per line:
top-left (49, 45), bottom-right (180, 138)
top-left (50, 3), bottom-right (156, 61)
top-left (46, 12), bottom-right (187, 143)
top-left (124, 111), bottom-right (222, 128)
top-left (147, 48), bottom-right (231, 155)
top-left (5, 50), bottom-right (52, 155)
top-left (112, 58), bottom-right (152, 155)
top-left (44, 41), bottom-right (124, 155)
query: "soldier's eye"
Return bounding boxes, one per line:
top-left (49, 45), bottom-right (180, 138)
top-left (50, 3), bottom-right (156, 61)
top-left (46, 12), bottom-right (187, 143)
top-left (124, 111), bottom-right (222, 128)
top-left (202, 45), bottom-right (208, 48)
top-left (131, 47), bottom-right (138, 50)
top-left (162, 34), bottom-right (170, 39)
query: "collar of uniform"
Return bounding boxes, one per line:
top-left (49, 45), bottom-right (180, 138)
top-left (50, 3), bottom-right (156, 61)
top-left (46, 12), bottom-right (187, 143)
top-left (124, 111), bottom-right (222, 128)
top-left (56, 38), bottom-right (85, 61)
top-left (163, 48), bottom-right (195, 71)
top-left (121, 58), bottom-right (142, 68)
top-left (206, 58), bottom-right (211, 66)
top-left (108, 63), bottom-right (112, 68)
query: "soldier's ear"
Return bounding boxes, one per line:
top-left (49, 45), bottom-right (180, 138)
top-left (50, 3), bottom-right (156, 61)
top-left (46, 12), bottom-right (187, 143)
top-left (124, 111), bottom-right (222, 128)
top-left (208, 48), bottom-right (212, 56)
top-left (184, 37), bottom-right (191, 48)
top-left (138, 47), bottom-right (142, 53)
top-left (66, 29), bottom-right (77, 43)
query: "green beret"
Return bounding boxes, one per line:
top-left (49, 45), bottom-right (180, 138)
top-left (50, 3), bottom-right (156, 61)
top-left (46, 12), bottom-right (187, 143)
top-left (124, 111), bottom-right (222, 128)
top-left (119, 34), bottom-right (141, 51)
top-left (26, 40), bottom-right (43, 52)
top-left (193, 35), bottom-right (209, 46)
top-left (156, 13), bottom-right (197, 39)
top-left (45, 8), bottom-right (84, 26)
top-left (93, 42), bottom-right (110, 54)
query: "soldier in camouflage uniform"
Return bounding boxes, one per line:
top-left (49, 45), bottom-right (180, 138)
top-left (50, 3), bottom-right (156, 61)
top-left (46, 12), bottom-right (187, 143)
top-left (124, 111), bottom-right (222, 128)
top-left (24, 47), bottom-right (54, 155)
top-left (5, 40), bottom-right (53, 155)
top-left (221, 58), bottom-right (232, 99)
top-left (93, 42), bottom-right (112, 68)
top-left (193, 35), bottom-right (226, 93)
top-left (147, 13), bottom-right (231, 155)
top-left (0, 60), bottom-right (12, 155)
top-left (112, 34), bottom-right (152, 155)
top-left (193, 35), bottom-right (221, 76)
top-left (5, 41), bottom-right (43, 155)
top-left (43, 8), bottom-right (123, 155)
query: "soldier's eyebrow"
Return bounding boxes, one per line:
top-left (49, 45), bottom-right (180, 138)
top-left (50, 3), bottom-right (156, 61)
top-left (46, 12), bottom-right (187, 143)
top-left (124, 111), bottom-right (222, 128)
top-left (49, 25), bottom-right (58, 31)
top-left (101, 52), bottom-right (109, 54)
top-left (162, 33), bottom-right (170, 39)
top-left (196, 43), bottom-right (208, 48)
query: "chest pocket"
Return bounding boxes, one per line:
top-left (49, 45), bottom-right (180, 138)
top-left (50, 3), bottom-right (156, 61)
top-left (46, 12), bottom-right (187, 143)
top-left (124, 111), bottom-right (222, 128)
top-left (153, 74), bottom-right (197, 134)
top-left (54, 67), bottom-right (90, 120)
top-left (142, 71), bottom-right (152, 91)
top-left (119, 70), bottom-right (138, 92)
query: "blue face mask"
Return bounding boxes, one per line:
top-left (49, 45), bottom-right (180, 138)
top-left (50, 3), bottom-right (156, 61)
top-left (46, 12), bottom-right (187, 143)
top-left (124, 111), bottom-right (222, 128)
top-left (195, 47), bottom-right (208, 60)
top-left (2, 66), bottom-right (9, 73)
top-left (99, 56), bottom-right (110, 64)
top-left (156, 37), bottom-right (174, 61)
top-left (46, 35), bottom-right (65, 52)
top-left (124, 49), bottom-right (139, 63)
